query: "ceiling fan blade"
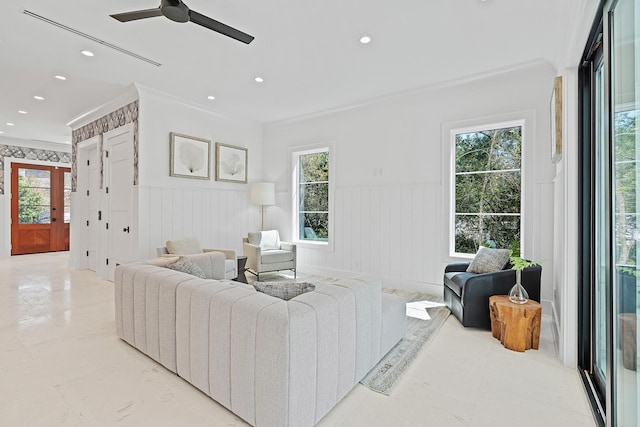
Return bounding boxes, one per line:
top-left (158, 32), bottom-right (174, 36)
top-left (110, 8), bottom-right (164, 22)
top-left (188, 10), bottom-right (254, 44)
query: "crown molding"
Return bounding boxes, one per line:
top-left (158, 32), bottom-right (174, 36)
top-left (135, 84), bottom-right (260, 128)
top-left (265, 59), bottom-right (553, 128)
top-left (66, 84), bottom-right (139, 130)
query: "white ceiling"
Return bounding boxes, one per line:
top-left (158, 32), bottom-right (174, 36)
top-left (0, 0), bottom-right (577, 145)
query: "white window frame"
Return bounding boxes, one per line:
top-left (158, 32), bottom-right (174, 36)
top-left (448, 119), bottom-right (525, 258)
top-left (290, 142), bottom-right (334, 249)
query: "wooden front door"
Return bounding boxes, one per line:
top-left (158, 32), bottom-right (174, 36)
top-left (11, 163), bottom-right (71, 255)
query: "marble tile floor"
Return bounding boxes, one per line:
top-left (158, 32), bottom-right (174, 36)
top-left (0, 252), bottom-right (596, 426)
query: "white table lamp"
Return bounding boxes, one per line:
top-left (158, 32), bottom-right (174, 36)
top-left (251, 182), bottom-right (275, 230)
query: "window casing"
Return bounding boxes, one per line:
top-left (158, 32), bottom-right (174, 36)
top-left (292, 146), bottom-right (332, 246)
top-left (450, 121), bottom-right (523, 256)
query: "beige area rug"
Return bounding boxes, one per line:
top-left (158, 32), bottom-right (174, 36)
top-left (255, 273), bottom-right (450, 396)
top-left (360, 289), bottom-right (450, 395)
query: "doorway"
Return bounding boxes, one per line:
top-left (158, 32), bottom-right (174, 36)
top-left (10, 163), bottom-right (71, 255)
top-left (579, 0), bottom-right (640, 425)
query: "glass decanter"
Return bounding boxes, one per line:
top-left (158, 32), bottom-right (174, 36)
top-left (508, 269), bottom-right (529, 304)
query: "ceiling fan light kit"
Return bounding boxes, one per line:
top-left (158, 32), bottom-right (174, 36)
top-left (110, 0), bottom-right (255, 44)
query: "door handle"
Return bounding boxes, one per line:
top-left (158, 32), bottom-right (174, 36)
top-left (51, 218), bottom-right (57, 222)
top-left (123, 226), bottom-right (130, 233)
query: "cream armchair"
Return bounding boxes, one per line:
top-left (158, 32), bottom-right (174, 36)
top-left (242, 230), bottom-right (296, 280)
top-left (156, 237), bottom-right (237, 280)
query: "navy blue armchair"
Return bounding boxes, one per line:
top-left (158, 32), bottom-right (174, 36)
top-left (443, 261), bottom-right (542, 329)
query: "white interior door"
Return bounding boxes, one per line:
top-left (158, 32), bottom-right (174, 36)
top-left (73, 137), bottom-right (100, 270)
top-left (87, 145), bottom-right (100, 271)
top-left (104, 124), bottom-right (134, 280)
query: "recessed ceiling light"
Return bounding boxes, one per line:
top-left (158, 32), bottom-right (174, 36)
top-left (34, 95), bottom-right (45, 100)
top-left (18, 110), bottom-right (27, 114)
top-left (81, 50), bottom-right (94, 57)
top-left (54, 75), bottom-right (67, 80)
top-left (6, 122), bottom-right (14, 126)
top-left (207, 95), bottom-right (215, 100)
top-left (254, 77), bottom-right (264, 83)
top-left (360, 36), bottom-right (371, 44)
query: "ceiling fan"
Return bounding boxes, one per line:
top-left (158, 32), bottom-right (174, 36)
top-left (110, 0), bottom-right (254, 44)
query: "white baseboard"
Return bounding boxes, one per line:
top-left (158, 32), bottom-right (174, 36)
top-left (551, 301), bottom-right (561, 358)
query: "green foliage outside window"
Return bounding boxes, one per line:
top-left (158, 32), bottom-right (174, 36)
top-left (18, 174), bottom-right (47, 224)
top-left (613, 111), bottom-right (638, 266)
top-left (454, 126), bottom-right (522, 254)
top-left (299, 151), bottom-right (329, 241)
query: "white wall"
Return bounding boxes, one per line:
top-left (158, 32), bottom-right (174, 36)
top-left (551, 0), bottom-right (601, 367)
top-left (263, 61), bottom-right (558, 303)
top-left (135, 87), bottom-right (263, 259)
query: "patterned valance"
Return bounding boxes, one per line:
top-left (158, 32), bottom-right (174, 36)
top-left (71, 100), bottom-right (139, 192)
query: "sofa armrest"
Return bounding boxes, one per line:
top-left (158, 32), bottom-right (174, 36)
top-left (280, 242), bottom-right (296, 253)
top-left (204, 248), bottom-right (236, 261)
top-left (243, 242), bottom-right (261, 271)
top-left (461, 269), bottom-right (515, 305)
top-left (445, 262), bottom-right (471, 273)
top-left (462, 265), bottom-right (541, 303)
top-left (156, 246), bottom-right (169, 257)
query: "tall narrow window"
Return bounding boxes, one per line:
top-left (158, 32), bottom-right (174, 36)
top-left (293, 147), bottom-right (330, 243)
top-left (452, 122), bottom-right (522, 255)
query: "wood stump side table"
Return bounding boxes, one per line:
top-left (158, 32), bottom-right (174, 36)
top-left (489, 295), bottom-right (542, 352)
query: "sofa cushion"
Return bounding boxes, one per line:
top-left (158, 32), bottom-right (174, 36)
top-left (248, 230), bottom-right (281, 250)
top-left (253, 281), bottom-right (315, 300)
top-left (166, 238), bottom-right (203, 255)
top-left (466, 247), bottom-right (510, 274)
top-left (168, 258), bottom-right (207, 278)
top-left (261, 249), bottom-right (294, 264)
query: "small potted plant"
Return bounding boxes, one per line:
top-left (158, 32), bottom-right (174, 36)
top-left (508, 255), bottom-right (539, 304)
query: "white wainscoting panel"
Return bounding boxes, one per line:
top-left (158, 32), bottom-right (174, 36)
top-left (297, 183), bottom-right (442, 288)
top-left (136, 186), bottom-right (256, 259)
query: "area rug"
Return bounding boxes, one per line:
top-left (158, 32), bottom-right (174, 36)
top-left (359, 289), bottom-right (450, 396)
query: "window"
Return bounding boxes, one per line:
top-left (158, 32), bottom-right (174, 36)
top-left (451, 122), bottom-right (522, 256)
top-left (292, 146), bottom-right (330, 244)
top-left (18, 168), bottom-right (51, 224)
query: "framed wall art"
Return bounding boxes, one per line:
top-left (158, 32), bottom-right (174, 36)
top-left (215, 142), bottom-right (248, 183)
top-left (551, 75), bottom-right (563, 163)
top-left (169, 132), bottom-right (211, 180)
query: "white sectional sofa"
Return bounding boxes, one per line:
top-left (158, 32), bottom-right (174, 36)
top-left (114, 262), bottom-right (406, 427)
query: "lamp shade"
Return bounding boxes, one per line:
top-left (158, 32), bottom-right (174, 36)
top-left (251, 182), bottom-right (275, 205)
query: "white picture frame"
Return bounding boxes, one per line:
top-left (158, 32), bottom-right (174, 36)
top-left (215, 142), bottom-right (248, 183)
top-left (169, 133), bottom-right (211, 180)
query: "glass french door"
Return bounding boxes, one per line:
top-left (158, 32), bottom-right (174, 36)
top-left (593, 55), bottom-right (608, 405)
top-left (581, 0), bottom-right (640, 425)
top-left (10, 163), bottom-right (71, 255)
top-left (611, 1), bottom-right (640, 423)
